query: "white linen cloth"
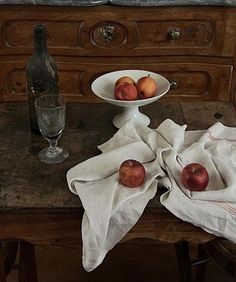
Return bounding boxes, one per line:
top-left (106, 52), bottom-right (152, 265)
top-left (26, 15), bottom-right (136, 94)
top-left (67, 119), bottom-right (236, 272)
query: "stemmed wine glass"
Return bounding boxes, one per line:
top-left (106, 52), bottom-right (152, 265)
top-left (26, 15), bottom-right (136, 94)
top-left (35, 94), bottom-right (69, 164)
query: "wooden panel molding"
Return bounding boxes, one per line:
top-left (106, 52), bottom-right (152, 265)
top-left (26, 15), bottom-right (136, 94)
top-left (0, 59), bottom-right (232, 103)
top-left (2, 20), bottom-right (84, 49)
top-left (136, 20), bottom-right (214, 48)
top-left (0, 5), bottom-right (235, 104)
top-left (0, 6), bottom-right (234, 57)
top-left (90, 21), bottom-right (128, 49)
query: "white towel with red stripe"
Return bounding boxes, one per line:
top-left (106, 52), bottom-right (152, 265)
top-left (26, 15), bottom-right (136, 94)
top-left (67, 119), bottom-right (236, 272)
top-left (160, 121), bottom-right (236, 243)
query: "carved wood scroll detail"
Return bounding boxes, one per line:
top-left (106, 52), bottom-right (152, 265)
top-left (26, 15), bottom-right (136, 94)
top-left (2, 21), bottom-right (84, 48)
top-left (90, 21), bottom-right (128, 48)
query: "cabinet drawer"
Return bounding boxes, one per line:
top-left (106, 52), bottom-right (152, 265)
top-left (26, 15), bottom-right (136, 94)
top-left (0, 6), bottom-right (235, 57)
top-left (0, 59), bottom-right (232, 103)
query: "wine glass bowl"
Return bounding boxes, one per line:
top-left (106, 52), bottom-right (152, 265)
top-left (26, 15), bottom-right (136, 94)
top-left (91, 70), bottom-right (170, 128)
top-left (35, 95), bottom-right (69, 164)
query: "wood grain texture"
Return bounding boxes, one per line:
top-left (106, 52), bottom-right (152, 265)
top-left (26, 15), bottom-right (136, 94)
top-left (1, 242), bottom-right (18, 276)
top-left (18, 242), bottom-right (38, 282)
top-left (204, 238), bottom-right (236, 278)
top-left (0, 59), bottom-right (233, 103)
top-left (0, 5), bottom-right (235, 103)
top-left (0, 5), bottom-right (236, 278)
top-left (0, 209), bottom-right (215, 245)
top-left (0, 5), bottom-right (234, 57)
top-left (2, 101), bottom-right (236, 209)
top-left (0, 244), bottom-right (6, 282)
top-left (1, 101), bottom-right (236, 246)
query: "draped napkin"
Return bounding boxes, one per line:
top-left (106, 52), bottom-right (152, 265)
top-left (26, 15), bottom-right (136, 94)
top-left (67, 119), bottom-right (236, 271)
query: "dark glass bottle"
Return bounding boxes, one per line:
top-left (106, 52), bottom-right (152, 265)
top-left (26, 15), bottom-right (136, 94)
top-left (26, 24), bottom-right (59, 135)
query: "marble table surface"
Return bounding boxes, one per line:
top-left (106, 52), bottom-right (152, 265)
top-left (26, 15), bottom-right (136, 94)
top-left (111, 0), bottom-right (236, 6)
top-left (0, 0), bottom-right (236, 6)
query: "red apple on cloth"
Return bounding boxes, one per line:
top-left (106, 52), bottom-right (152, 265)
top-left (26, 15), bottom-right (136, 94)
top-left (115, 76), bottom-right (136, 87)
top-left (181, 163), bottom-right (209, 191)
top-left (136, 75), bottom-right (157, 99)
top-left (119, 159), bottom-right (146, 188)
top-left (114, 82), bottom-right (138, 101)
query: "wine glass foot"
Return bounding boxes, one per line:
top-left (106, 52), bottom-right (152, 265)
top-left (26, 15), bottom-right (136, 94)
top-left (38, 147), bottom-right (69, 164)
top-left (112, 106), bottom-right (150, 129)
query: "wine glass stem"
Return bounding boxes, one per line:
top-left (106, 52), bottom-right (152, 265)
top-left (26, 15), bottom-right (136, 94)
top-left (48, 139), bottom-right (58, 154)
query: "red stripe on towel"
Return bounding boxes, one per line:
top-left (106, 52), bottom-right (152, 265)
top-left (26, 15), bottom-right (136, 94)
top-left (208, 131), bottom-right (236, 142)
top-left (213, 201), bottom-right (236, 216)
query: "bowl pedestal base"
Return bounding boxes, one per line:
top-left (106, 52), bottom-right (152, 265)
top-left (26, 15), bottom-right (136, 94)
top-left (113, 106), bottom-right (150, 128)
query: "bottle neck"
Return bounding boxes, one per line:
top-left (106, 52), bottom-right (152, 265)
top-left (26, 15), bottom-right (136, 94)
top-left (33, 25), bottom-right (48, 58)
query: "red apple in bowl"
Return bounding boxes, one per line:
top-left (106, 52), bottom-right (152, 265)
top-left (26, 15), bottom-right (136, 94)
top-left (136, 75), bottom-right (157, 99)
top-left (115, 76), bottom-right (136, 87)
top-left (119, 159), bottom-right (146, 188)
top-left (114, 82), bottom-right (138, 101)
top-left (181, 163), bottom-right (209, 191)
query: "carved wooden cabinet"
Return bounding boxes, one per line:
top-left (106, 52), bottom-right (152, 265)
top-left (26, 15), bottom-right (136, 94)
top-left (0, 5), bottom-right (236, 105)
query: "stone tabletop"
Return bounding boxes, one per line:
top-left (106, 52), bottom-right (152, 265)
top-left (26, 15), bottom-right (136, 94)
top-left (1, 101), bottom-right (236, 210)
top-left (110, 0), bottom-right (236, 6)
top-left (0, 0), bottom-right (236, 6)
top-left (0, 0), bottom-right (108, 6)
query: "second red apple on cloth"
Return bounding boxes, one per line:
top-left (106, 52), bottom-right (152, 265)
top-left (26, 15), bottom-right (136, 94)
top-left (181, 163), bottom-right (209, 192)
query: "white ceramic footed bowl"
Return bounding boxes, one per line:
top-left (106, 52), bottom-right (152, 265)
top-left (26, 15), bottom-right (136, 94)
top-left (91, 70), bottom-right (170, 128)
